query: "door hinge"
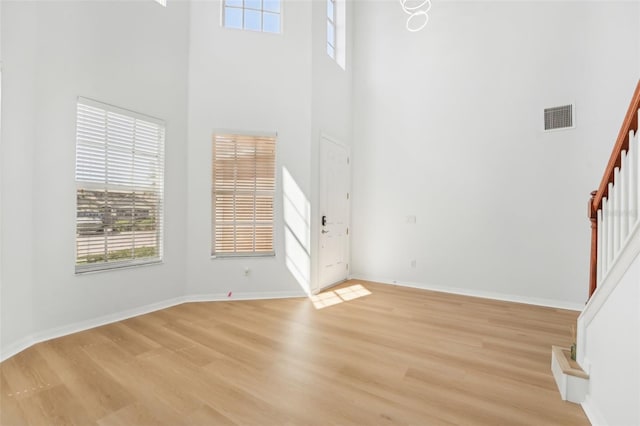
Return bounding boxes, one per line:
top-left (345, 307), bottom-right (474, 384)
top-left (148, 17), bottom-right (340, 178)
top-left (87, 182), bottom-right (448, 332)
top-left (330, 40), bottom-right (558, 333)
top-left (346, 227), bottom-right (349, 235)
top-left (347, 193), bottom-right (349, 200)
top-left (347, 157), bottom-right (350, 165)
top-left (346, 263), bottom-right (349, 270)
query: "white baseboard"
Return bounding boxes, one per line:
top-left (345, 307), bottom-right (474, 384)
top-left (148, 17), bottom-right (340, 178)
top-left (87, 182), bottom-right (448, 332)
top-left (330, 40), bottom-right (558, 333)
top-left (30, 296), bottom-right (188, 347)
top-left (187, 290), bottom-right (306, 303)
top-left (2, 275), bottom-right (580, 363)
top-left (348, 274), bottom-right (584, 311)
top-left (582, 395), bottom-right (607, 426)
top-left (1, 296), bottom-right (187, 362)
top-left (0, 335), bottom-right (36, 365)
top-left (0, 290), bottom-right (306, 363)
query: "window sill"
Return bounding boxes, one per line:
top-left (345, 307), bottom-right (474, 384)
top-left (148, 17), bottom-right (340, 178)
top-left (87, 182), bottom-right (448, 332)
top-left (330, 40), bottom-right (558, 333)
top-left (75, 259), bottom-right (163, 275)
top-left (211, 253), bottom-right (276, 260)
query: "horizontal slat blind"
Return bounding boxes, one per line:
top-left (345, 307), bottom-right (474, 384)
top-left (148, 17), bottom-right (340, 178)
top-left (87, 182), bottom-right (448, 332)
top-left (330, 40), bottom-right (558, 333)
top-left (212, 133), bottom-right (276, 256)
top-left (75, 98), bottom-right (165, 272)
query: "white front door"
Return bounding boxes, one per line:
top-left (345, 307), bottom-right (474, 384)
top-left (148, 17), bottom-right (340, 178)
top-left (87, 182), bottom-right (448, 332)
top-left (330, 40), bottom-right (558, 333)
top-left (318, 136), bottom-right (350, 291)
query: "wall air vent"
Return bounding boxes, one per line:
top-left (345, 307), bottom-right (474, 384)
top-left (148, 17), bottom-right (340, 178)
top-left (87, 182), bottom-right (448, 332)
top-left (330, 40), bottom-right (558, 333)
top-left (544, 104), bottom-right (574, 131)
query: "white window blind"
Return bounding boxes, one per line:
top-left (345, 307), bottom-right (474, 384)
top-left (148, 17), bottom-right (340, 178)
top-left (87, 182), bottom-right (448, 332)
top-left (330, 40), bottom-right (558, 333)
top-left (212, 133), bottom-right (276, 256)
top-left (75, 98), bottom-right (165, 272)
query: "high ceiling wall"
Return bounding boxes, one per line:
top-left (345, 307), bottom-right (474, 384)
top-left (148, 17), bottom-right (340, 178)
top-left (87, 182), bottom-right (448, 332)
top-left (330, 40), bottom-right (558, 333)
top-left (350, 0), bottom-right (640, 307)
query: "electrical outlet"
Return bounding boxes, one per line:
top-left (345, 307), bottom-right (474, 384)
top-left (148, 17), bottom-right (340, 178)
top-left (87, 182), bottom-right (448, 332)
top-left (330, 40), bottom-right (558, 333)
top-left (410, 259), bottom-right (416, 268)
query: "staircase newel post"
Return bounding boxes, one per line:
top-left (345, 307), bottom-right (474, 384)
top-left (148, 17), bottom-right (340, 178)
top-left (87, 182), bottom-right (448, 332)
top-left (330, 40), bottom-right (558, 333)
top-left (589, 191), bottom-right (598, 298)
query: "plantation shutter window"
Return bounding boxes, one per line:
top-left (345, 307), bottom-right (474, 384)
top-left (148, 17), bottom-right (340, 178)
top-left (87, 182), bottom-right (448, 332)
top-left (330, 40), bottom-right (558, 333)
top-left (75, 98), bottom-right (165, 272)
top-left (212, 133), bottom-right (276, 256)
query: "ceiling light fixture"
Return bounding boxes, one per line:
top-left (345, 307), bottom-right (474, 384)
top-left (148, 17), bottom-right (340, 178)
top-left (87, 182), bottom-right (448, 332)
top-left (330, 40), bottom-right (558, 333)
top-left (399, 0), bottom-right (431, 32)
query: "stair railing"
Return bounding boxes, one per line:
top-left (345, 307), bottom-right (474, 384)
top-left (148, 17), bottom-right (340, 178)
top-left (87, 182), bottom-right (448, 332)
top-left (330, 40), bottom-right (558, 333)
top-left (588, 80), bottom-right (640, 298)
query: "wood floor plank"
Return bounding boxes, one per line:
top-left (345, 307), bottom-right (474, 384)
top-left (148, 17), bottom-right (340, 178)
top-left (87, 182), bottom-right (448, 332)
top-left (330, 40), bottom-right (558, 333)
top-left (1, 280), bottom-right (588, 425)
top-left (96, 402), bottom-right (163, 426)
top-left (15, 385), bottom-right (95, 426)
top-left (0, 371), bottom-right (28, 426)
top-left (80, 343), bottom-right (189, 426)
top-left (94, 322), bottom-right (161, 357)
top-left (1, 351), bottom-right (59, 403)
top-left (183, 403), bottom-right (237, 426)
top-left (35, 341), bottom-right (134, 419)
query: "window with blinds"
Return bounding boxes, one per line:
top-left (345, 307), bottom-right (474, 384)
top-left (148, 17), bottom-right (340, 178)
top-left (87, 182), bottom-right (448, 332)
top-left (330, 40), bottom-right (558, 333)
top-left (212, 133), bottom-right (276, 256)
top-left (75, 98), bottom-right (165, 273)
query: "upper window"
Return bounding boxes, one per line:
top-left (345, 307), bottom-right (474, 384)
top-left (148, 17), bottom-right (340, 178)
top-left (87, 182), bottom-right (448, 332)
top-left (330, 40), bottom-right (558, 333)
top-left (327, 0), bottom-right (336, 59)
top-left (75, 98), bottom-right (165, 273)
top-left (223, 0), bottom-right (281, 33)
top-left (327, 0), bottom-right (346, 69)
top-left (212, 133), bottom-right (276, 257)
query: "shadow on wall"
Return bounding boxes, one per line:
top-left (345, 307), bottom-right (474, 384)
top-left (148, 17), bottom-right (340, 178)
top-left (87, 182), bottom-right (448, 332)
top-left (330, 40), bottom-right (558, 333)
top-left (283, 167), bottom-right (311, 294)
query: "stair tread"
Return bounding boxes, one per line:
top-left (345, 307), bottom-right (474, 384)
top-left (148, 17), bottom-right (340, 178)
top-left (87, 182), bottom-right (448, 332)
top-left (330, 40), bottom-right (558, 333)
top-left (552, 346), bottom-right (589, 379)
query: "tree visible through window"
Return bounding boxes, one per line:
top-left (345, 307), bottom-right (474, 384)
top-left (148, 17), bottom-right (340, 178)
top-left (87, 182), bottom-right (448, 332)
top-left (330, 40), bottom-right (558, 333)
top-left (75, 98), bottom-right (165, 272)
top-left (212, 133), bottom-right (276, 256)
top-left (223, 0), bottom-right (281, 33)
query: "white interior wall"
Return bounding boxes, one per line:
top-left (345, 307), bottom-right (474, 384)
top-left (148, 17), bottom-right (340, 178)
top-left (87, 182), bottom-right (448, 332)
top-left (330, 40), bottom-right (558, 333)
top-left (1, 1), bottom-right (37, 353)
top-left (583, 252), bottom-right (640, 425)
top-left (310, 0), bottom-right (353, 292)
top-left (351, 0), bottom-right (640, 308)
top-left (186, 1), bottom-right (313, 297)
top-left (310, 0), bottom-right (352, 145)
top-left (0, 0), bottom-right (2, 349)
top-left (1, 0), bottom-right (190, 356)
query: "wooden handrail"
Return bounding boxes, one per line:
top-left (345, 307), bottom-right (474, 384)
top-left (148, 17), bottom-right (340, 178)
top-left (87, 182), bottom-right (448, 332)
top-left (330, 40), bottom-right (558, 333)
top-left (591, 80), bottom-right (640, 216)
top-left (588, 79), bottom-right (640, 298)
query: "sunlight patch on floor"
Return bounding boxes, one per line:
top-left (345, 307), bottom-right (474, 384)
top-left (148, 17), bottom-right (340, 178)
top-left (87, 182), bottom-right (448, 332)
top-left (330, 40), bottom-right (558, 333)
top-left (310, 284), bottom-right (371, 309)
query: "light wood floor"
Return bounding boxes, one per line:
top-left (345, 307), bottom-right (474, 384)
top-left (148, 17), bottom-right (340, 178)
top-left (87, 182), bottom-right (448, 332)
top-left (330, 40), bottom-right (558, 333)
top-left (1, 280), bottom-right (588, 426)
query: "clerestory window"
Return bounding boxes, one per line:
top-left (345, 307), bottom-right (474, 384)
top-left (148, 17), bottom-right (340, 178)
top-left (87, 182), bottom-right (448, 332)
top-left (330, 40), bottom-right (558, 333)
top-left (223, 0), bottom-right (281, 33)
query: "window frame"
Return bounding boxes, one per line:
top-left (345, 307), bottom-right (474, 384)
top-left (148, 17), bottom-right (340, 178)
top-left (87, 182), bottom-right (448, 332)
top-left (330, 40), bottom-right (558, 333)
top-left (74, 97), bottom-right (165, 274)
top-left (211, 132), bottom-right (277, 258)
top-left (222, 0), bottom-right (282, 34)
top-left (327, 0), bottom-right (345, 69)
top-left (327, 0), bottom-right (337, 60)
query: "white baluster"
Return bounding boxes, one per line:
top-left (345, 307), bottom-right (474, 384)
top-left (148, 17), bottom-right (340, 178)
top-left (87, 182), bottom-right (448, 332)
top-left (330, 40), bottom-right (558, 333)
top-left (621, 150), bottom-right (629, 242)
top-left (629, 129), bottom-right (638, 228)
top-left (604, 197), bottom-right (610, 274)
top-left (634, 124), bottom-right (640, 229)
top-left (597, 207), bottom-right (603, 283)
top-left (613, 171), bottom-right (621, 255)
top-left (607, 182), bottom-right (614, 264)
